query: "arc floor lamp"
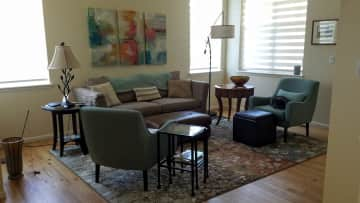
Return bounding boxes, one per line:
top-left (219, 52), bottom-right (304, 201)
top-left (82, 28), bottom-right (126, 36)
top-left (204, 11), bottom-right (235, 115)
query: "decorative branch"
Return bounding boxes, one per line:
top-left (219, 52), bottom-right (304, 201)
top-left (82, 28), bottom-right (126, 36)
top-left (57, 68), bottom-right (75, 98)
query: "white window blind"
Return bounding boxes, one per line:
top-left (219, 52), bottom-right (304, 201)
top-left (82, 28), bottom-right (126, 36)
top-left (240, 0), bottom-right (308, 71)
top-left (0, 1), bottom-right (49, 88)
top-left (190, 0), bottom-right (223, 73)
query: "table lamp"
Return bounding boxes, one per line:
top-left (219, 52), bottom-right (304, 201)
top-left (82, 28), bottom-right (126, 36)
top-left (48, 42), bottom-right (80, 108)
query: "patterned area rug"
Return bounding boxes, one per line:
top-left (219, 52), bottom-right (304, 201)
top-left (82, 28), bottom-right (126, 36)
top-left (50, 120), bottom-right (327, 202)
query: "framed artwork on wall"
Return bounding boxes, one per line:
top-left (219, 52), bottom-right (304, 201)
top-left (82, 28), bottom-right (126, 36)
top-left (311, 19), bottom-right (338, 45)
top-left (87, 8), bottom-right (167, 67)
top-left (88, 8), bottom-right (119, 66)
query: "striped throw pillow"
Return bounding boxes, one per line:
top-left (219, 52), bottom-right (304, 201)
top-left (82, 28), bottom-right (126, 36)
top-left (133, 86), bottom-right (161, 102)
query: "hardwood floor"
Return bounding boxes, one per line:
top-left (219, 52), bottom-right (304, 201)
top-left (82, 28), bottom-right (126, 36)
top-left (0, 120), bottom-right (328, 203)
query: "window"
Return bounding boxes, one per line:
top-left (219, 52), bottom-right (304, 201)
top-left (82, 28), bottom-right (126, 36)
top-left (0, 1), bottom-right (49, 88)
top-left (240, 0), bottom-right (307, 72)
top-left (190, 0), bottom-right (223, 73)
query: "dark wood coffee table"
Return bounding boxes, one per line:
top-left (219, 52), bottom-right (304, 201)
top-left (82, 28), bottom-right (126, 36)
top-left (214, 84), bottom-right (255, 125)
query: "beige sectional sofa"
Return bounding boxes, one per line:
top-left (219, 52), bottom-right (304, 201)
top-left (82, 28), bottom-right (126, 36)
top-left (73, 71), bottom-right (209, 117)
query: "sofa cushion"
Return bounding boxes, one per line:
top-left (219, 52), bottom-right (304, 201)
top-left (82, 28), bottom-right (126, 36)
top-left (151, 98), bottom-right (200, 113)
top-left (89, 82), bottom-right (121, 107)
top-left (254, 105), bottom-right (285, 121)
top-left (113, 102), bottom-right (162, 116)
top-left (109, 72), bottom-right (172, 93)
top-left (168, 80), bottom-right (193, 98)
top-left (145, 111), bottom-right (211, 129)
top-left (133, 86), bottom-right (161, 102)
top-left (86, 76), bottom-right (109, 86)
top-left (117, 91), bottom-right (136, 103)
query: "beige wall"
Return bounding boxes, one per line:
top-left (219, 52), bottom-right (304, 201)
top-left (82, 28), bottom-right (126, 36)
top-left (302, 0), bottom-right (340, 125)
top-left (0, 0), bottom-right (224, 140)
top-left (226, 0), bottom-right (340, 126)
top-left (323, 0), bottom-right (360, 202)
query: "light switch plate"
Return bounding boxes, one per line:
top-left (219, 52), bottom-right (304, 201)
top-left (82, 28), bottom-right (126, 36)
top-left (329, 56), bottom-right (336, 64)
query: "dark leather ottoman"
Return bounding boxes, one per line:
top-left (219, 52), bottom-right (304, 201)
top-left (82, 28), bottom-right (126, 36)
top-left (233, 110), bottom-right (276, 147)
top-left (145, 111), bottom-right (211, 130)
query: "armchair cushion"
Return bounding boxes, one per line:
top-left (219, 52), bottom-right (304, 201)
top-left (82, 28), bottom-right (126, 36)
top-left (277, 89), bottom-right (306, 102)
top-left (254, 105), bottom-right (285, 121)
top-left (249, 96), bottom-right (272, 109)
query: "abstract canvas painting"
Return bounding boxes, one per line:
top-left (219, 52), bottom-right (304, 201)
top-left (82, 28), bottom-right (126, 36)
top-left (88, 8), bottom-right (167, 67)
top-left (144, 13), bottom-right (167, 65)
top-left (88, 8), bottom-right (119, 66)
top-left (117, 10), bottom-right (145, 65)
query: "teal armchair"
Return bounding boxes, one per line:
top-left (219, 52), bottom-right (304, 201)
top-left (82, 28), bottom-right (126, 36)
top-left (80, 107), bottom-right (172, 191)
top-left (249, 78), bottom-right (320, 142)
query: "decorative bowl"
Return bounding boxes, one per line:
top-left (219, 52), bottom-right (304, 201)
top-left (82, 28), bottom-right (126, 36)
top-left (230, 76), bottom-right (250, 87)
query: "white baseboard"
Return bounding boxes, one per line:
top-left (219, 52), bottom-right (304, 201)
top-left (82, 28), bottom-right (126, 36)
top-left (23, 133), bottom-right (52, 143)
top-left (0, 134), bottom-right (52, 150)
top-left (310, 121), bottom-right (329, 128)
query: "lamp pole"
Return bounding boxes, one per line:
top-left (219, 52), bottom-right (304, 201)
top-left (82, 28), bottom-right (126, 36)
top-left (204, 37), bottom-right (212, 115)
top-left (203, 10), bottom-right (234, 116)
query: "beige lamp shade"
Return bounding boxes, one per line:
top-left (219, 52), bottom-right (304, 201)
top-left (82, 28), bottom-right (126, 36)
top-left (48, 42), bottom-right (80, 70)
top-left (211, 25), bottom-right (235, 39)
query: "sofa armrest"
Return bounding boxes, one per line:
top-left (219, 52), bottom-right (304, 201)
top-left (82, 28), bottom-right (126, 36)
top-left (73, 87), bottom-right (107, 107)
top-left (248, 96), bottom-right (272, 109)
top-left (191, 80), bottom-right (209, 113)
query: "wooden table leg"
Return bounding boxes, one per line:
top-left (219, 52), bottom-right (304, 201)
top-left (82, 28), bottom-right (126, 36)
top-left (236, 98), bottom-right (242, 112)
top-left (228, 97), bottom-right (232, 120)
top-left (51, 112), bottom-right (58, 151)
top-left (58, 114), bottom-right (65, 157)
top-left (72, 113), bottom-right (78, 135)
top-left (216, 96), bottom-right (223, 125)
top-left (245, 97), bottom-right (250, 110)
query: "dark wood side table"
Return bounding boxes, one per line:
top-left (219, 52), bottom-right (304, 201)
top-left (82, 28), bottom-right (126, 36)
top-left (214, 84), bottom-right (255, 125)
top-left (157, 123), bottom-right (209, 196)
top-left (41, 104), bottom-right (88, 157)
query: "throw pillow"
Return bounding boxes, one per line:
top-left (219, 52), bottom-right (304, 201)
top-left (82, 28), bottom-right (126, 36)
top-left (133, 86), bottom-right (161, 102)
top-left (277, 89), bottom-right (306, 102)
top-left (89, 82), bottom-right (121, 107)
top-left (168, 80), bottom-right (192, 98)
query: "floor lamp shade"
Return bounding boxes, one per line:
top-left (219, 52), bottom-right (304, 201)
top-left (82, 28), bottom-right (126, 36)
top-left (48, 43), bottom-right (80, 70)
top-left (211, 25), bottom-right (235, 39)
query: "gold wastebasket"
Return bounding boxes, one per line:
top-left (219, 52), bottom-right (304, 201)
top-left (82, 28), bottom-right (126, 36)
top-left (1, 137), bottom-right (24, 180)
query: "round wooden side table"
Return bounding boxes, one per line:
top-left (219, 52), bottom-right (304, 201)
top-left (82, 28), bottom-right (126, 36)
top-left (41, 104), bottom-right (88, 157)
top-left (214, 84), bottom-right (255, 125)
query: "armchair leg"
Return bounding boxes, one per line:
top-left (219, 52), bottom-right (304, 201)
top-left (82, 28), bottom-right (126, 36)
top-left (143, 170), bottom-right (148, 191)
top-left (306, 122), bottom-right (310, 137)
top-left (95, 164), bottom-right (100, 183)
top-left (284, 127), bottom-right (288, 143)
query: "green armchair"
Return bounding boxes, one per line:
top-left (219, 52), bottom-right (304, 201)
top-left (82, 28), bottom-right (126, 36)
top-left (80, 107), bottom-right (172, 191)
top-left (249, 78), bottom-right (320, 142)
